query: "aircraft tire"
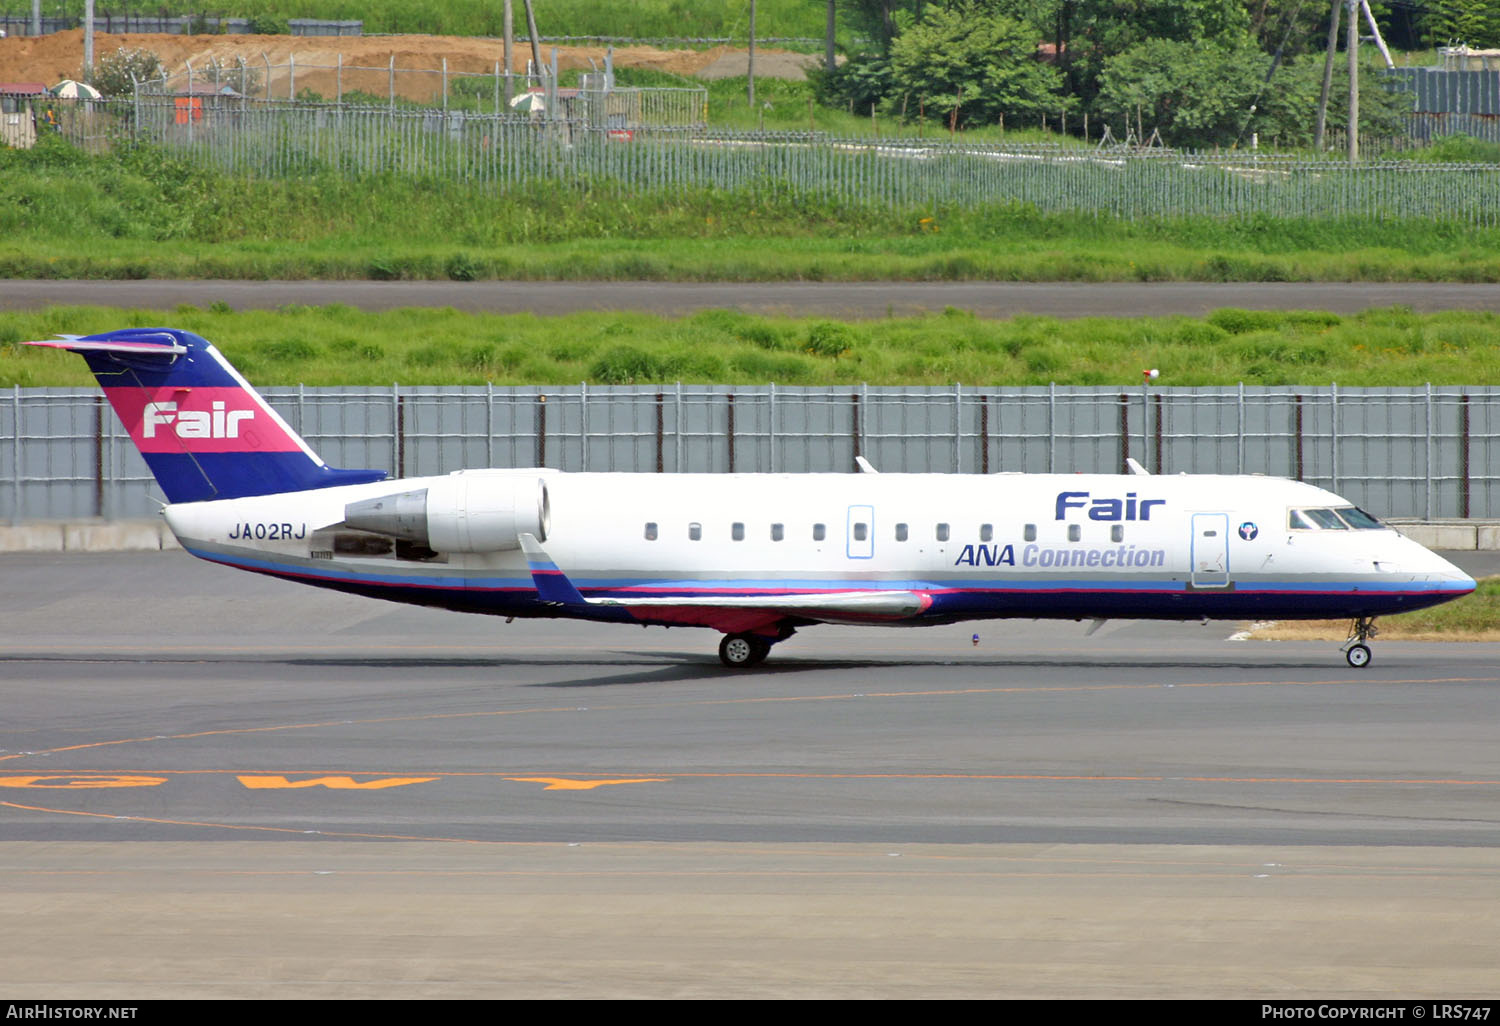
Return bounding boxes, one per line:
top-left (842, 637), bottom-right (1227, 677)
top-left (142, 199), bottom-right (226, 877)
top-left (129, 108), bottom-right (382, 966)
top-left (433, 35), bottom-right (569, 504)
top-left (719, 633), bottom-right (769, 668)
top-left (1345, 643), bottom-right (1372, 668)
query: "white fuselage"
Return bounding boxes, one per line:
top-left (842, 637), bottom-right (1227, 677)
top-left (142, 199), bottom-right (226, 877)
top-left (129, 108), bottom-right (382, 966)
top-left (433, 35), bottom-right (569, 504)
top-left (162, 469), bottom-right (1474, 630)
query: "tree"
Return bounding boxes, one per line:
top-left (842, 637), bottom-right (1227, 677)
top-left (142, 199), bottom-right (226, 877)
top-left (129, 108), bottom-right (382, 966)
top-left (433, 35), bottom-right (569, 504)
top-left (1095, 39), bottom-right (1263, 146)
top-left (91, 47), bottom-right (165, 97)
top-left (887, 3), bottom-right (1065, 128)
top-left (1420, 0), bottom-right (1500, 48)
top-left (1094, 38), bottom-right (1407, 149)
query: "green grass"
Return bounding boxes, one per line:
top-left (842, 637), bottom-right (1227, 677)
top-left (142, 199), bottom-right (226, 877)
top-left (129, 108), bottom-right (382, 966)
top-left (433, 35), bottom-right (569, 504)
top-left (6, 304), bottom-right (1500, 388)
top-left (6, 142), bottom-right (1500, 283)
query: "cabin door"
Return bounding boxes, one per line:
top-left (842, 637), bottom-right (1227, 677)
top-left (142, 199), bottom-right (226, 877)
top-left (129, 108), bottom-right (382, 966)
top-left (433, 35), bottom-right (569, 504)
top-left (847, 505), bottom-right (874, 560)
top-left (1190, 513), bottom-right (1230, 588)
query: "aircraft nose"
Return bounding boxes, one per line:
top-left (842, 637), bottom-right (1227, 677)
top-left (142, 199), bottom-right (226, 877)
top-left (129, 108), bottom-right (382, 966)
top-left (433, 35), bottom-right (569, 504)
top-left (1427, 552), bottom-right (1477, 595)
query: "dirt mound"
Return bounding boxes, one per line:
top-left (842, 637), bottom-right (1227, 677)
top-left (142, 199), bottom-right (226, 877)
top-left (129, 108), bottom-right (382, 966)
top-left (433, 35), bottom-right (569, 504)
top-left (0, 30), bottom-right (811, 102)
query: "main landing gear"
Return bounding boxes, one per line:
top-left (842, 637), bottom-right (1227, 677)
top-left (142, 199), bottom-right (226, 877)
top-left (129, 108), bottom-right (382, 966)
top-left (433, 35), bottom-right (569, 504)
top-left (719, 632), bottom-right (771, 668)
top-left (1341, 617), bottom-right (1378, 668)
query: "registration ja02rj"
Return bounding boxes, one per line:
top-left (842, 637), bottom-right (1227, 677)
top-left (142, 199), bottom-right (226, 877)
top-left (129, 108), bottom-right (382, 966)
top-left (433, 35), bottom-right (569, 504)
top-left (1263, 1007), bottom-right (1492, 1021)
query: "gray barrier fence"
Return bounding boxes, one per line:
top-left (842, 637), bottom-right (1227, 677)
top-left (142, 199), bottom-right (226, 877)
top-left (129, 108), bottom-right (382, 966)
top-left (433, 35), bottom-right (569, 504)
top-left (69, 97), bottom-right (1496, 225)
top-left (6, 385), bottom-right (1498, 522)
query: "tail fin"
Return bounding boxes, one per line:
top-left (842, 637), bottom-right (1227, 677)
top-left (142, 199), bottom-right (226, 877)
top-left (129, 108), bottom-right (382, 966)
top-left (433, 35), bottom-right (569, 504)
top-left (28, 328), bottom-right (387, 504)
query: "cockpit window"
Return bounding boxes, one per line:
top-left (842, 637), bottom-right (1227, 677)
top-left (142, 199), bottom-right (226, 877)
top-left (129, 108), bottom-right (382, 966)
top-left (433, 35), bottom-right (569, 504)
top-left (1289, 506), bottom-right (1385, 531)
top-left (1304, 508), bottom-right (1349, 530)
top-left (1336, 507), bottom-right (1385, 530)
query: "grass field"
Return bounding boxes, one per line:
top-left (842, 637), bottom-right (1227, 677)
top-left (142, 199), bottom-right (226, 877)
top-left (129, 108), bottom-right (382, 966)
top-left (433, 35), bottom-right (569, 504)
top-left (6, 139), bottom-right (1500, 284)
top-left (5, 303), bottom-right (1500, 388)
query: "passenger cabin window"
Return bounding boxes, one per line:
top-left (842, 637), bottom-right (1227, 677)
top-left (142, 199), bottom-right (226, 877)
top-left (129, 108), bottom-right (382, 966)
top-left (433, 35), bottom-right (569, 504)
top-left (644, 522), bottom-right (658, 541)
top-left (1111, 524), bottom-right (1124, 542)
top-left (853, 523), bottom-right (868, 541)
top-left (1024, 524), bottom-right (1037, 542)
top-left (688, 522), bottom-right (702, 541)
top-left (936, 523), bottom-right (949, 542)
top-left (813, 523), bottom-right (826, 541)
top-left (980, 524), bottom-right (993, 542)
top-left (1067, 524), bottom-right (1081, 542)
top-left (895, 523), bottom-right (908, 542)
top-left (771, 523), bottom-right (784, 541)
top-left (732, 522), bottom-right (745, 541)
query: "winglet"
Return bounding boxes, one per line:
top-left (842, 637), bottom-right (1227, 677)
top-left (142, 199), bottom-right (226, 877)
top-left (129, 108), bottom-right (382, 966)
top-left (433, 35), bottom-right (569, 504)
top-left (519, 532), bottom-right (588, 606)
top-left (855, 455), bottom-right (878, 474)
top-left (1126, 457), bottom-right (1150, 476)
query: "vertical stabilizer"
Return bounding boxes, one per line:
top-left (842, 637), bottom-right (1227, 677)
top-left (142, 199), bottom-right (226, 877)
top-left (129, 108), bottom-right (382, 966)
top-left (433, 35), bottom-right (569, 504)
top-left (28, 328), bottom-right (387, 504)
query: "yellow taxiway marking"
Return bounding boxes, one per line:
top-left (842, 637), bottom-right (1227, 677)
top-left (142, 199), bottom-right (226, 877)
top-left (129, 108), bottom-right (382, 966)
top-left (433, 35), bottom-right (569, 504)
top-left (0, 775), bottom-right (167, 789)
top-left (504, 776), bottom-right (667, 790)
top-left (237, 775), bottom-right (437, 790)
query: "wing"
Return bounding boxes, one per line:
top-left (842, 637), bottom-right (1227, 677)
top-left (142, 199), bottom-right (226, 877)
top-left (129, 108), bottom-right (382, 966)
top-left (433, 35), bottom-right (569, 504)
top-left (518, 533), bottom-right (931, 633)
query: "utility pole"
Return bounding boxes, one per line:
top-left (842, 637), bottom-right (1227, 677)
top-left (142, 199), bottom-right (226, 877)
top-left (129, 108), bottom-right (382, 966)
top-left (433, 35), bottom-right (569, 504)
top-left (1347, 0), bottom-right (1359, 163)
top-left (825, 0), bottom-right (835, 75)
top-left (503, 0), bottom-right (514, 104)
top-left (83, 0), bottom-right (94, 80)
top-left (748, 0), bottom-right (757, 107)
top-left (1313, 0), bottom-right (1340, 152)
top-left (522, 0), bottom-right (543, 92)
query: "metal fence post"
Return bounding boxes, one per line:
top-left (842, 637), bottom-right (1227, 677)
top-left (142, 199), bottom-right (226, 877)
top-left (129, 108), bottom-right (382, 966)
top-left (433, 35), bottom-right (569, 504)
top-left (1047, 382), bottom-right (1056, 474)
top-left (485, 382), bottom-right (494, 467)
top-left (11, 385), bottom-right (20, 524)
top-left (768, 382), bottom-right (777, 473)
top-left (391, 383), bottom-right (400, 476)
top-left (1426, 382), bottom-right (1434, 518)
top-left (1237, 382), bottom-right (1245, 475)
top-left (953, 383), bottom-right (962, 473)
top-left (1460, 393), bottom-right (1471, 520)
top-left (1330, 382), bottom-right (1339, 495)
top-left (579, 380), bottom-right (589, 471)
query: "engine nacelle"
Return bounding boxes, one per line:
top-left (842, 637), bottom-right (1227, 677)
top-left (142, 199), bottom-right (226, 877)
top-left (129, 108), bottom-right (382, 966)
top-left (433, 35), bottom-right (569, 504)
top-left (344, 473), bottom-right (550, 553)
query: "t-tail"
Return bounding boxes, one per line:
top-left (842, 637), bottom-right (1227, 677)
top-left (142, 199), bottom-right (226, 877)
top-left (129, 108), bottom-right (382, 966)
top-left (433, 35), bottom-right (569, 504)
top-left (27, 328), bottom-right (388, 504)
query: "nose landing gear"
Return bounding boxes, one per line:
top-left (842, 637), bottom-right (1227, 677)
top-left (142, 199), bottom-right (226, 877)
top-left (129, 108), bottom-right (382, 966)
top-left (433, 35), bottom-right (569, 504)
top-left (1341, 617), bottom-right (1378, 668)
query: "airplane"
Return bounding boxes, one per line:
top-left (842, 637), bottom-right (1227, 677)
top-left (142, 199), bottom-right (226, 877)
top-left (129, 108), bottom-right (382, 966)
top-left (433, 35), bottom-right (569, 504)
top-left (28, 328), bottom-right (1477, 669)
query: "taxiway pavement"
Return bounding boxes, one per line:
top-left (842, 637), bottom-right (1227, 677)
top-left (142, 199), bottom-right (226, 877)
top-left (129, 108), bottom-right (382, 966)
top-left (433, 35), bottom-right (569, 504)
top-left (2, 553), bottom-right (1498, 996)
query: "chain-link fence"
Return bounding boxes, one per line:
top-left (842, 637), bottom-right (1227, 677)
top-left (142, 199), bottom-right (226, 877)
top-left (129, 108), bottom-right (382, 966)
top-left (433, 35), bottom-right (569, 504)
top-left (6, 384), bottom-right (1498, 522)
top-left (37, 97), bottom-right (1491, 224)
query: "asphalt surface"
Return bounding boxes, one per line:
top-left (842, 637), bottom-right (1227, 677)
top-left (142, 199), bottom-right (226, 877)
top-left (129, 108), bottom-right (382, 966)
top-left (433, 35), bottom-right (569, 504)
top-left (7, 280), bottom-right (1500, 318)
top-left (3, 551), bottom-right (1498, 997)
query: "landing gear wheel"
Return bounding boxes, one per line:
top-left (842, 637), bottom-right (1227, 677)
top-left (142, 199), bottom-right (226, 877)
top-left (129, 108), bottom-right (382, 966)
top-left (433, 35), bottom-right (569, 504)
top-left (719, 633), bottom-right (770, 668)
top-left (1341, 617), bottom-right (1378, 669)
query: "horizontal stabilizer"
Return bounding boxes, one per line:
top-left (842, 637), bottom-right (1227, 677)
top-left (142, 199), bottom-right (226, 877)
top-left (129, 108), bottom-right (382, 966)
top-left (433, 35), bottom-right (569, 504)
top-left (27, 335), bottom-right (188, 360)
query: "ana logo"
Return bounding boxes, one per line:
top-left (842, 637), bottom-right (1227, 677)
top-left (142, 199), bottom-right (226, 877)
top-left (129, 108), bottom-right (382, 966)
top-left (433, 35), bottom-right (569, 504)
top-left (1238, 522), bottom-right (1259, 541)
top-left (143, 400), bottom-right (254, 439)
